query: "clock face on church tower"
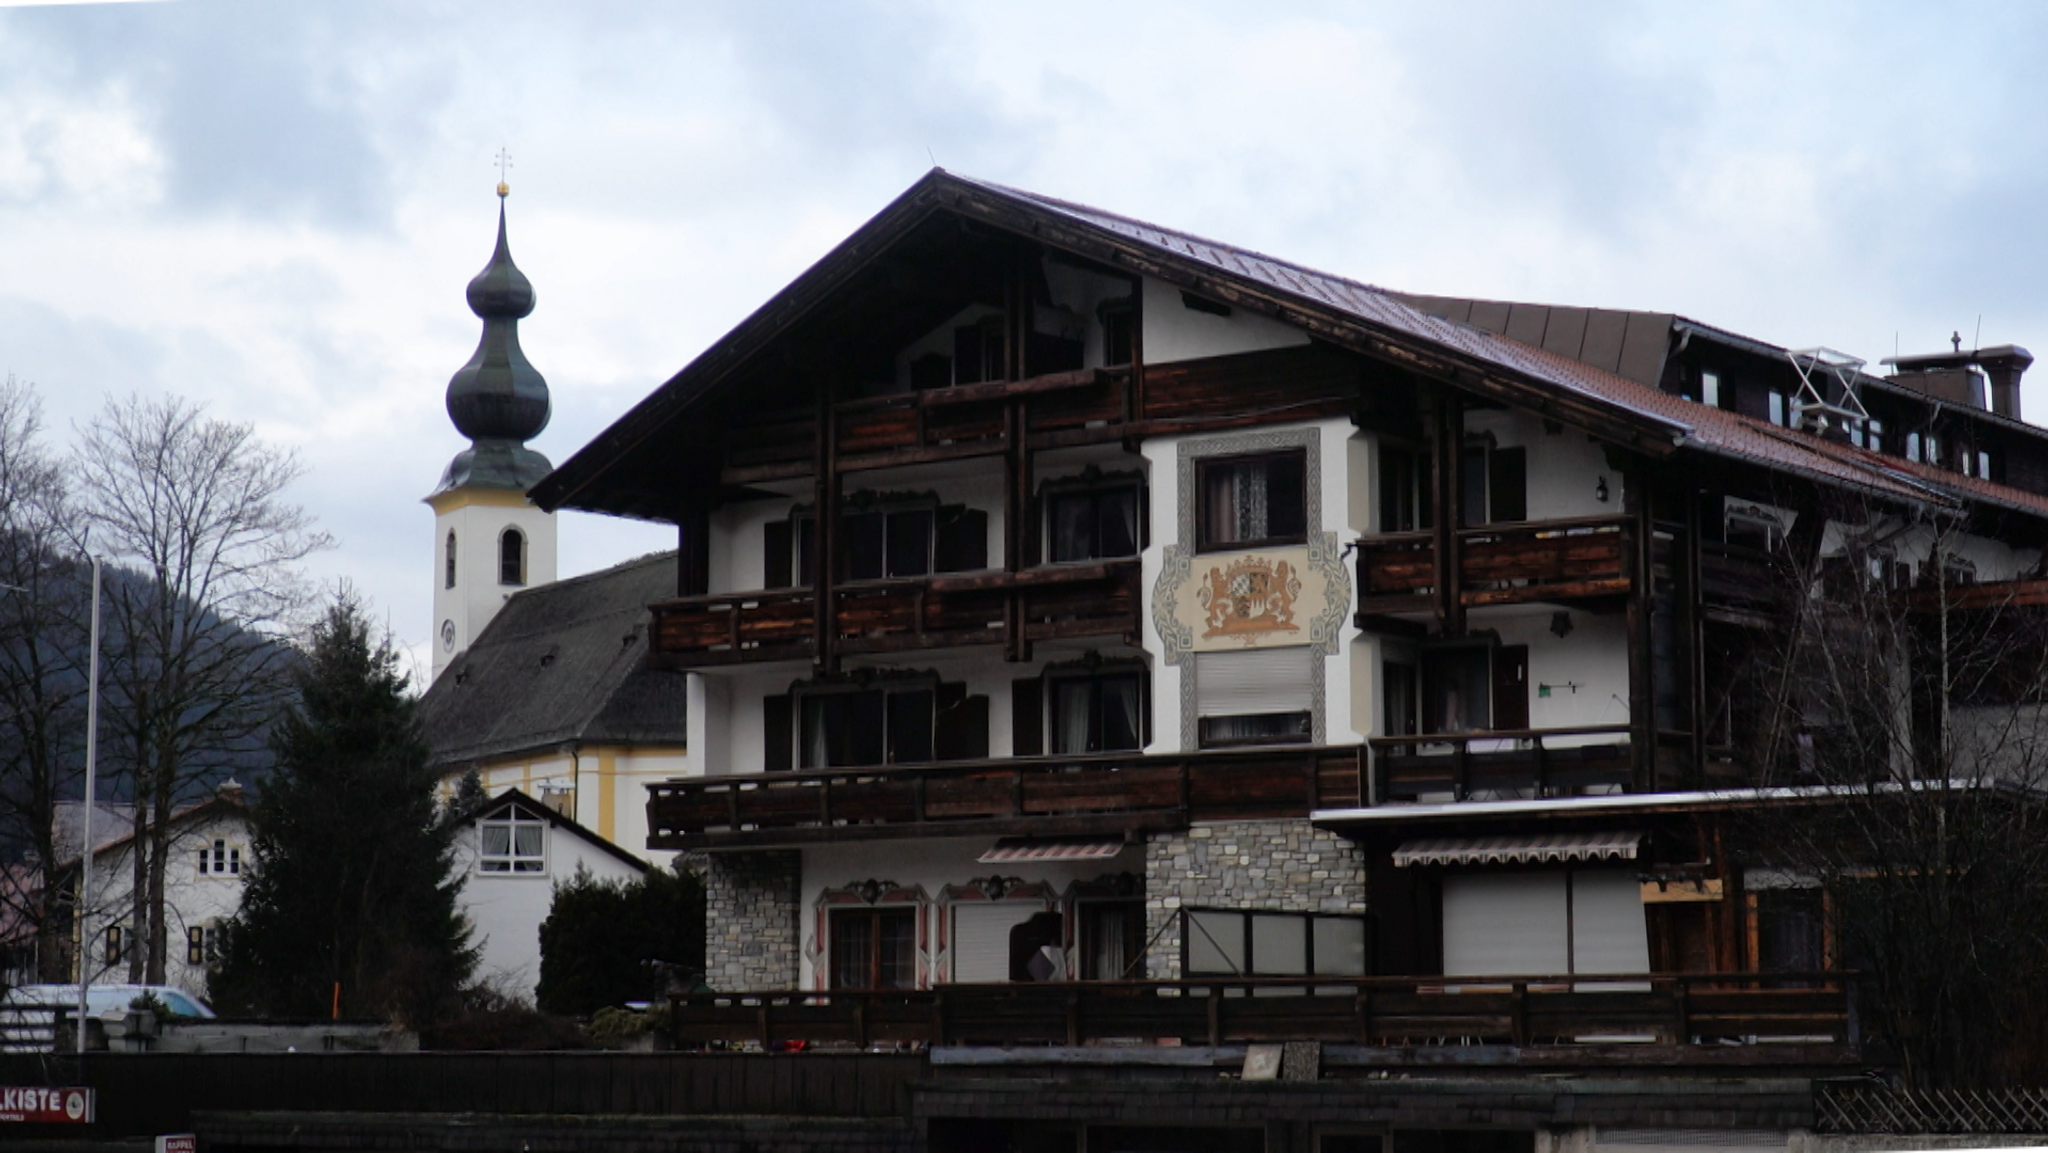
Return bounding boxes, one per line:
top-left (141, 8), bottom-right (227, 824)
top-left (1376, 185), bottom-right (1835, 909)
top-left (440, 619), bottom-right (456, 653)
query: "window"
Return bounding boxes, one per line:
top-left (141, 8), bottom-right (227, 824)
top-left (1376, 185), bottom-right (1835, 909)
top-left (1382, 661), bottom-right (1418, 737)
top-left (478, 809), bottom-right (546, 874)
top-left (1724, 506), bottom-right (1787, 552)
top-left (765, 501), bottom-right (987, 588)
top-left (1100, 300), bottom-right (1134, 367)
top-left (1048, 672), bottom-right (1145, 754)
top-left (952, 316), bottom-right (1006, 386)
top-left (769, 678), bottom-right (989, 770)
top-left (1459, 442), bottom-right (1526, 526)
top-left (186, 924), bottom-right (221, 968)
top-left (1768, 391), bottom-right (1788, 427)
top-left (1046, 484), bottom-right (1141, 563)
top-left (831, 907), bottom-right (918, 989)
top-left (1700, 369), bottom-right (1721, 409)
top-left (1420, 647), bottom-right (1491, 734)
top-left (444, 530), bottom-right (457, 589)
top-left (1195, 648), bottom-right (1313, 748)
top-left (105, 924), bottom-right (126, 966)
top-left (1377, 446), bottom-right (1432, 533)
top-left (1754, 889), bottom-right (1825, 972)
top-left (197, 839), bottom-right (241, 877)
top-left (499, 528), bottom-right (526, 586)
top-left (1197, 451), bottom-right (1307, 551)
top-left (1079, 901), bottom-right (1145, 980)
top-left (1183, 909), bottom-right (1369, 977)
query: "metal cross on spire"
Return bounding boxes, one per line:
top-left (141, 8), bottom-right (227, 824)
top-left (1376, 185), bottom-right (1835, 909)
top-left (495, 147), bottom-right (512, 198)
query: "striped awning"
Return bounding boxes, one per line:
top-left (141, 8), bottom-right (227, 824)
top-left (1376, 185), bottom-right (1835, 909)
top-left (977, 837), bottom-right (1128, 864)
top-left (1391, 831), bottom-right (1643, 868)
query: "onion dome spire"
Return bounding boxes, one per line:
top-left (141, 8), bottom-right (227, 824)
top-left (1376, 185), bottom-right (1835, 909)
top-left (433, 181), bottom-right (554, 495)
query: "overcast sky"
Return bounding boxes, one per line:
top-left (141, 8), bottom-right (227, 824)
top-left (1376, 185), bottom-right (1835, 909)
top-left (5, 0), bottom-right (2048, 679)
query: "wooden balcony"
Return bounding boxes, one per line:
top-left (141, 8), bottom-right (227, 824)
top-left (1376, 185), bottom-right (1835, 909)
top-left (1700, 541), bottom-right (1793, 626)
top-left (1356, 515), bottom-right (1634, 619)
top-left (669, 973), bottom-right (1857, 1058)
top-left (649, 560), bottom-right (1141, 668)
top-left (1368, 725), bottom-right (1635, 802)
top-left (646, 746), bottom-right (1365, 850)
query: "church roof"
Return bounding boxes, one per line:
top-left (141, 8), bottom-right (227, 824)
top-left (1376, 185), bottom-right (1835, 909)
top-left (418, 550), bottom-right (689, 768)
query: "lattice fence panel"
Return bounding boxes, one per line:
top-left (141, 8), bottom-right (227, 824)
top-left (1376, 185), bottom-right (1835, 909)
top-left (1818, 1086), bottom-right (2048, 1134)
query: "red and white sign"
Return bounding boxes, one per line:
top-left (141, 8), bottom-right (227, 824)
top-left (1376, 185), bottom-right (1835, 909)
top-left (0, 1085), bottom-right (95, 1123)
top-left (156, 1134), bottom-right (197, 1153)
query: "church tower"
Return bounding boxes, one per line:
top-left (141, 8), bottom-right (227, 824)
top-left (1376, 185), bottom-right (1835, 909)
top-left (427, 180), bottom-right (558, 679)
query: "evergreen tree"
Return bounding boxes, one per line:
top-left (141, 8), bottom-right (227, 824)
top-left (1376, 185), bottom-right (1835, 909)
top-left (537, 863), bottom-right (704, 1016)
top-left (211, 591), bottom-right (474, 1023)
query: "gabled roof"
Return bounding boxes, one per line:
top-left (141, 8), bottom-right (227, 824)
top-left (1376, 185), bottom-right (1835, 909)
top-left (531, 169), bottom-right (2048, 526)
top-left (467, 787), bottom-right (648, 873)
top-left (74, 792), bottom-right (249, 868)
top-left (418, 551), bottom-right (689, 769)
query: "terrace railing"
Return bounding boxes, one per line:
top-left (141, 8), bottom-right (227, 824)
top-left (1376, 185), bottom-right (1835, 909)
top-left (669, 973), bottom-right (1856, 1055)
top-left (649, 559), bottom-right (1141, 667)
top-left (1356, 515), bottom-right (1633, 617)
top-left (1367, 724), bottom-right (1634, 803)
top-left (646, 746), bottom-right (1366, 851)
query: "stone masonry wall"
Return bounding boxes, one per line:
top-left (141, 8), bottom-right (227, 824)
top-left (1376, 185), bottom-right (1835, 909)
top-left (704, 850), bottom-right (802, 990)
top-left (1143, 818), bottom-right (1368, 979)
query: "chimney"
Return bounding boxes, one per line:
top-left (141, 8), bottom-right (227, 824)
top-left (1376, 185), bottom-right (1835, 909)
top-left (1978, 345), bottom-right (2034, 421)
top-left (1882, 343), bottom-right (2034, 422)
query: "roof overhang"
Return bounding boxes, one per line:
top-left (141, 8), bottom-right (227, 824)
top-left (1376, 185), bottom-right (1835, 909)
top-left (1312, 780), bottom-right (2002, 830)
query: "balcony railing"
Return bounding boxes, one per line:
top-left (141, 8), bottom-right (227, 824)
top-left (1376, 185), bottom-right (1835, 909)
top-left (646, 746), bottom-right (1366, 850)
top-left (1368, 725), bottom-right (1633, 802)
top-left (649, 560), bottom-right (1141, 667)
top-left (669, 973), bottom-right (1857, 1056)
top-left (1700, 541), bottom-right (1793, 622)
top-left (1356, 515), bottom-right (1633, 617)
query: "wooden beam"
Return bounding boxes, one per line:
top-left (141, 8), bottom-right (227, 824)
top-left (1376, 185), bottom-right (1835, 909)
top-left (652, 810), bottom-right (1186, 852)
top-left (1434, 388), bottom-right (1464, 636)
top-left (1625, 470), bottom-right (1654, 790)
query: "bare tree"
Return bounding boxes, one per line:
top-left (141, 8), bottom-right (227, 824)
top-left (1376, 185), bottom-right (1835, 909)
top-left (72, 394), bottom-right (330, 984)
top-left (0, 378), bottom-right (93, 983)
top-left (1735, 496), bottom-right (2048, 1087)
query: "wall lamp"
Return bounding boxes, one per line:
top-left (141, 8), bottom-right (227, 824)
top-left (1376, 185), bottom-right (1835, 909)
top-left (1594, 476), bottom-right (1610, 503)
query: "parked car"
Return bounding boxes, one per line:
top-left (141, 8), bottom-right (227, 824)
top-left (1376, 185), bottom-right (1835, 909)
top-left (0, 983), bottom-right (214, 1051)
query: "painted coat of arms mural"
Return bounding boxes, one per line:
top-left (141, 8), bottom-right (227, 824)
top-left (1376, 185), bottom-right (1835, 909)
top-left (1199, 555), bottom-right (1302, 643)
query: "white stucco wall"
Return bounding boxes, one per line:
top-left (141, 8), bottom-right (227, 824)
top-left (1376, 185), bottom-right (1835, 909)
top-left (85, 809), bottom-right (250, 999)
top-left (454, 812), bottom-right (646, 1003)
top-left (1141, 276), bottom-right (1309, 365)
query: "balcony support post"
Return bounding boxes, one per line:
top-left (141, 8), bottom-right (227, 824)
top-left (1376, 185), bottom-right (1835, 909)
top-left (1625, 469), bottom-right (1654, 791)
top-left (1684, 487), bottom-right (1708, 784)
top-left (676, 503), bottom-right (711, 598)
top-left (814, 375), bottom-right (841, 674)
top-left (1432, 388), bottom-right (1465, 635)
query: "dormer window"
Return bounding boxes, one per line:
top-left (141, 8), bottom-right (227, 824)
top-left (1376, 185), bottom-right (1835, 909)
top-left (479, 809), bottom-right (546, 874)
top-left (499, 528), bottom-right (526, 586)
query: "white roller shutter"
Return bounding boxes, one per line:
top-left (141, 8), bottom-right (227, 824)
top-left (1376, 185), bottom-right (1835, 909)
top-left (1442, 872), bottom-right (1569, 977)
top-left (1569, 869), bottom-right (1651, 987)
top-left (1195, 648), bottom-right (1314, 717)
top-left (951, 903), bottom-right (1038, 984)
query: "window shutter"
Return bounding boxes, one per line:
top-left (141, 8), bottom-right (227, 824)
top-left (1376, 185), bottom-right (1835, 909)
top-left (1569, 870), bottom-right (1651, 978)
top-left (1012, 678), bottom-right (1043, 756)
top-left (1195, 648), bottom-right (1314, 718)
top-left (1488, 447), bottom-right (1527, 523)
top-left (1443, 872), bottom-right (1569, 977)
top-left (764, 694), bottom-right (794, 772)
top-left (764, 520), bottom-right (793, 589)
top-left (953, 903), bottom-right (1037, 983)
top-left (935, 694), bottom-right (990, 761)
top-left (934, 506), bottom-right (988, 573)
top-left (1492, 645), bottom-right (1529, 731)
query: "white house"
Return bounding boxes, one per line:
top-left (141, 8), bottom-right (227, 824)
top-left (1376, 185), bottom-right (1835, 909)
top-left (452, 789), bottom-right (648, 1002)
